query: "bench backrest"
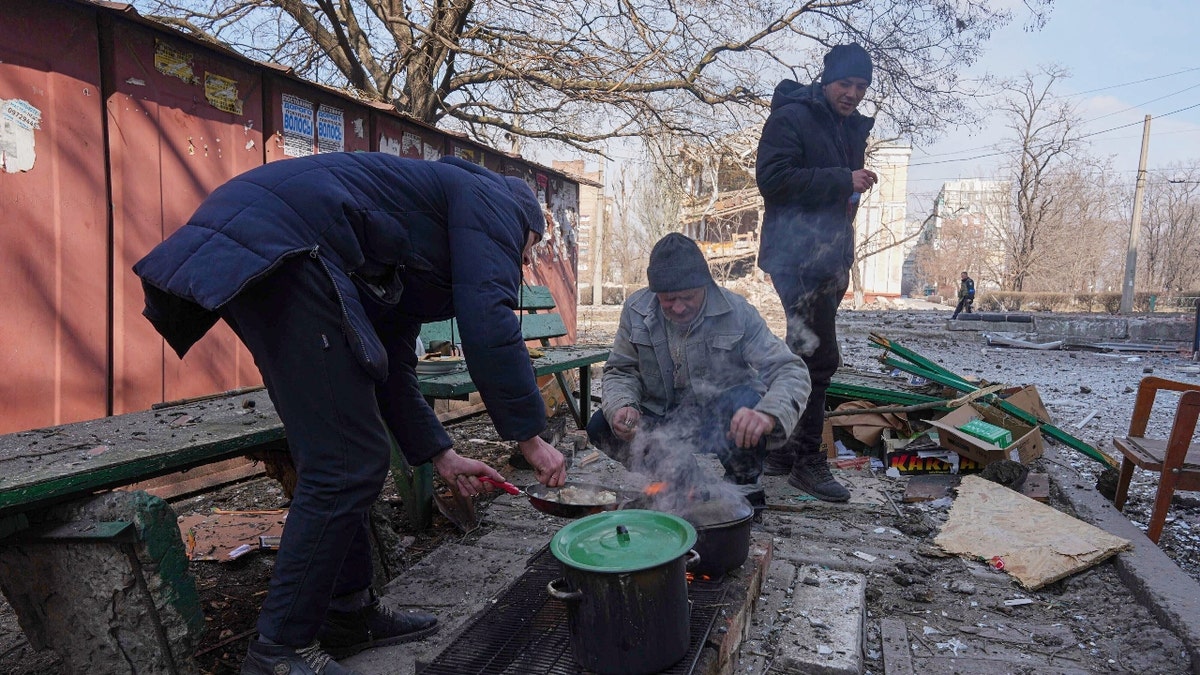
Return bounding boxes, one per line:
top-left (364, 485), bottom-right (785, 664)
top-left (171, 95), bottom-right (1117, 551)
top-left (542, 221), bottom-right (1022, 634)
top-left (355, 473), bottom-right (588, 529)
top-left (420, 285), bottom-right (566, 346)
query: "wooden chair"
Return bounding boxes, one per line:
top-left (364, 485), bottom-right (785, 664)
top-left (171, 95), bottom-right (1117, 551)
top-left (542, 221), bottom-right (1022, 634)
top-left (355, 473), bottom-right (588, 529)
top-left (1112, 376), bottom-right (1200, 543)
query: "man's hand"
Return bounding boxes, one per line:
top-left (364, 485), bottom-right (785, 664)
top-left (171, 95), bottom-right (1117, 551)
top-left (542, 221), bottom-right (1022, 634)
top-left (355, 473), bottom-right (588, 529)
top-left (517, 436), bottom-right (567, 487)
top-left (432, 448), bottom-right (507, 496)
top-left (851, 169), bottom-right (878, 193)
top-left (610, 406), bottom-right (642, 442)
top-left (727, 408), bottom-right (777, 449)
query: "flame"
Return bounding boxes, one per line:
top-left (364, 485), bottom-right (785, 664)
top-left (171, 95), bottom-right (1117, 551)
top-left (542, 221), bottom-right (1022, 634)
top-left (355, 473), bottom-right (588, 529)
top-left (686, 573), bottom-right (714, 583)
top-left (644, 482), bottom-right (667, 496)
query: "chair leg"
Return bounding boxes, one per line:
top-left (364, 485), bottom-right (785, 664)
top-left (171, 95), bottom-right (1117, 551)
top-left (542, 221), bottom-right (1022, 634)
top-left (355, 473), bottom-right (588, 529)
top-left (1146, 468), bottom-right (1180, 544)
top-left (1113, 458), bottom-right (1135, 511)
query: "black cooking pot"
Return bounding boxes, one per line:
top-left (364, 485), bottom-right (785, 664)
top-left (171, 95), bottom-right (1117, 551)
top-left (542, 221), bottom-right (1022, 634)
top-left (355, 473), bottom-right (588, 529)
top-left (548, 510), bottom-right (698, 675)
top-left (678, 498), bottom-right (754, 577)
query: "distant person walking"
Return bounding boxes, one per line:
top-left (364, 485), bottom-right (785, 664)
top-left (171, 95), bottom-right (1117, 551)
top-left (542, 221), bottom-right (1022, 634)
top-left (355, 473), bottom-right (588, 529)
top-left (951, 271), bottom-right (975, 319)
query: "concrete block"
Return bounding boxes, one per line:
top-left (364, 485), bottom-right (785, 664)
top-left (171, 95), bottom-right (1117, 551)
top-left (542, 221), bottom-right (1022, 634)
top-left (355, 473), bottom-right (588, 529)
top-left (0, 491), bottom-right (202, 674)
top-left (1127, 316), bottom-right (1195, 342)
top-left (1033, 316), bottom-right (1128, 340)
top-left (770, 566), bottom-right (865, 675)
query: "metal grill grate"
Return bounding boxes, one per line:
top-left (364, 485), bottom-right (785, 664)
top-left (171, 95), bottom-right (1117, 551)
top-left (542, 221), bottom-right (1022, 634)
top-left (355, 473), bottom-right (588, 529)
top-left (418, 547), bottom-right (726, 675)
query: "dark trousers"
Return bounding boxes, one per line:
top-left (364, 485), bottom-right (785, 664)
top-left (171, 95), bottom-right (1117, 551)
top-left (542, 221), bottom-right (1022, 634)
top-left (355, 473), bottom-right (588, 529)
top-left (952, 296), bottom-right (974, 318)
top-left (770, 271), bottom-right (849, 459)
top-left (586, 385), bottom-right (769, 485)
top-left (220, 255), bottom-right (392, 647)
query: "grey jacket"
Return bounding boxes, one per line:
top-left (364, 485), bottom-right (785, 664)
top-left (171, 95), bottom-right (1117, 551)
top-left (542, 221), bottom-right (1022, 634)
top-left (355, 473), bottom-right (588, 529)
top-left (600, 285), bottom-right (810, 448)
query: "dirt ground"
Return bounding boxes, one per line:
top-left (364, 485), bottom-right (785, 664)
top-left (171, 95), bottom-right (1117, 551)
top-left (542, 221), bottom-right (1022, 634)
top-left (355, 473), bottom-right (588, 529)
top-left (1, 282), bottom-right (1197, 674)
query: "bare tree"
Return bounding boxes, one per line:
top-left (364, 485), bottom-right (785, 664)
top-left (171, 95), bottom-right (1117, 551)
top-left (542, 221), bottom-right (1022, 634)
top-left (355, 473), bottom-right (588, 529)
top-left (1141, 164), bottom-right (1200, 294)
top-left (1025, 160), bottom-right (1126, 293)
top-left (997, 65), bottom-right (1083, 291)
top-left (132, 0), bottom-right (1051, 151)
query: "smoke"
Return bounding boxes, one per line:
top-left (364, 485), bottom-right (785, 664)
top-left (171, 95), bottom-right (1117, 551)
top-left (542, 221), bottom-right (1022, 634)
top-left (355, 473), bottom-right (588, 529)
top-left (622, 404), bottom-right (750, 515)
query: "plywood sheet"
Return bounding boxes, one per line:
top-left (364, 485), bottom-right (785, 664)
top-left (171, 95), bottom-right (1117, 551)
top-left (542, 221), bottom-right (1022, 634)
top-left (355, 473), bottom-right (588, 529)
top-left (934, 475), bottom-right (1130, 590)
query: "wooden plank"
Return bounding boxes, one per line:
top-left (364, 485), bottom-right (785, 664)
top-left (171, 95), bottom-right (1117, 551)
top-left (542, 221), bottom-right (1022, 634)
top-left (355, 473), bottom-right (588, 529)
top-left (518, 313), bottom-right (567, 340)
top-left (0, 390), bottom-right (284, 515)
top-left (420, 313), bottom-right (567, 343)
top-left (518, 285), bottom-right (556, 310)
top-left (879, 618), bottom-right (916, 675)
top-left (417, 347), bottom-right (608, 398)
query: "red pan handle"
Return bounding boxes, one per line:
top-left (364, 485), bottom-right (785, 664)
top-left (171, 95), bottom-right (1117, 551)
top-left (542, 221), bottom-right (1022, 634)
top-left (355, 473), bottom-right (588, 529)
top-left (479, 476), bottom-right (522, 495)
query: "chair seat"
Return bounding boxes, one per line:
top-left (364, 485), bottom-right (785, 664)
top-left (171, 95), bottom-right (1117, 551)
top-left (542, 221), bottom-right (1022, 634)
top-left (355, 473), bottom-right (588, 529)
top-left (1113, 436), bottom-right (1200, 474)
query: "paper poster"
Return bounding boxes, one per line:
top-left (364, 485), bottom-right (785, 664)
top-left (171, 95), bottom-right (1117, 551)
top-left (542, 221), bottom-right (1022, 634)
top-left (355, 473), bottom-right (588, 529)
top-left (204, 73), bottom-right (242, 115)
top-left (454, 145), bottom-right (475, 163)
top-left (316, 104), bottom-right (344, 153)
top-left (423, 143), bottom-right (442, 160)
top-left (1, 98), bottom-right (41, 173)
top-left (281, 93), bottom-right (314, 157)
top-left (154, 40), bottom-right (198, 84)
top-left (402, 132), bottom-right (423, 158)
top-left (379, 133), bottom-right (402, 156)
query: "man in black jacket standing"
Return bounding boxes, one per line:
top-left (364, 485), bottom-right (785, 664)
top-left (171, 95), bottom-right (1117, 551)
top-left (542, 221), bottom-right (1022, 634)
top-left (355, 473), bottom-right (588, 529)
top-left (754, 43), bottom-right (877, 502)
top-left (952, 271), bottom-right (976, 319)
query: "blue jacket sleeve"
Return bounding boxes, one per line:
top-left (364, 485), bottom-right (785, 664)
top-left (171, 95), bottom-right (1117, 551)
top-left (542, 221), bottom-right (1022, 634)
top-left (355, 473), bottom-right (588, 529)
top-left (446, 184), bottom-right (547, 442)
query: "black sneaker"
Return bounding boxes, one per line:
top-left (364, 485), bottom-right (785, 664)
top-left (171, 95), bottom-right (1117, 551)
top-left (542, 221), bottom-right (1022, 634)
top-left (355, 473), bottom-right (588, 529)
top-left (787, 455), bottom-right (850, 503)
top-left (318, 598), bottom-right (439, 659)
top-left (241, 640), bottom-right (361, 675)
top-left (762, 448), bottom-right (794, 476)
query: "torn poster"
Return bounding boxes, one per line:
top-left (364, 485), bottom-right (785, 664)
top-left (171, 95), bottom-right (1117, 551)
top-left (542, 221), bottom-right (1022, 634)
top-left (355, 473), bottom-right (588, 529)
top-left (1, 98), bottom-right (41, 173)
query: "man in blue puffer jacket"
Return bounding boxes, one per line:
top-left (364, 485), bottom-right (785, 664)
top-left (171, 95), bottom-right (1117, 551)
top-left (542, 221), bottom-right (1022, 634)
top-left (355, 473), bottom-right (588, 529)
top-left (134, 153), bottom-right (567, 675)
top-left (755, 44), bottom-right (878, 503)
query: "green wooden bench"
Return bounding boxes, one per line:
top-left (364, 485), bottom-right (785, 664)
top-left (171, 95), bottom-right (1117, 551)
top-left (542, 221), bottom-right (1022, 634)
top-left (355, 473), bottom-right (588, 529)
top-left (417, 285), bottom-right (609, 431)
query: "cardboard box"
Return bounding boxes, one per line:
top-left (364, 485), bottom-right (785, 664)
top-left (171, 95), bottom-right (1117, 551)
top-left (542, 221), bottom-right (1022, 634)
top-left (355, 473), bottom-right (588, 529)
top-left (1001, 384), bottom-right (1053, 425)
top-left (927, 403), bottom-right (1044, 466)
top-left (886, 448), bottom-right (982, 475)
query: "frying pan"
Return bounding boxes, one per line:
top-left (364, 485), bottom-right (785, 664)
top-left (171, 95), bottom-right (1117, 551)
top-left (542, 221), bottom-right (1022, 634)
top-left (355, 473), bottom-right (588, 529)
top-left (480, 477), bottom-right (630, 518)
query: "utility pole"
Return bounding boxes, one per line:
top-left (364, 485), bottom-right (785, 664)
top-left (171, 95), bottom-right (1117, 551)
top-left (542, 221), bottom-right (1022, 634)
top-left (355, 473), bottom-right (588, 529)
top-left (1120, 115), bottom-right (1151, 314)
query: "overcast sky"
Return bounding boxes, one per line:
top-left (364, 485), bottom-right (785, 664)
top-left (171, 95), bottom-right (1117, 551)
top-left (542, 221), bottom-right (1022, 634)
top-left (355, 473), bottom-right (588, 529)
top-left (905, 0), bottom-right (1200, 216)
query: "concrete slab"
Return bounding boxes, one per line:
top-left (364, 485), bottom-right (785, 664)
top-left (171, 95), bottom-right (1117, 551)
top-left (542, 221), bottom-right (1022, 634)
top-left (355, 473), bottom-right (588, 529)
top-left (769, 566), bottom-right (866, 675)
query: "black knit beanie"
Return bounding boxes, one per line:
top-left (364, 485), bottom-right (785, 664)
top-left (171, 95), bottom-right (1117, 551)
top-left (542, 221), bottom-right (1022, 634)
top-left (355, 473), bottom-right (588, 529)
top-left (821, 43), bottom-right (872, 85)
top-left (647, 233), bottom-right (713, 292)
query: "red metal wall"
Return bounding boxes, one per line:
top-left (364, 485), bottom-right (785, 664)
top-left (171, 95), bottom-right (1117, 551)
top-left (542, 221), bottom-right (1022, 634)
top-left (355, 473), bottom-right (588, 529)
top-left (106, 16), bottom-right (267, 415)
top-left (0, 0), bottom-right (582, 433)
top-left (0, 1), bottom-right (109, 430)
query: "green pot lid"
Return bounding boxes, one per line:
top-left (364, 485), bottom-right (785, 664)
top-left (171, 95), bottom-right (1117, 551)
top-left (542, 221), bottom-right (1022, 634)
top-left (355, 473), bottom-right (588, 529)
top-left (551, 509), bottom-right (697, 573)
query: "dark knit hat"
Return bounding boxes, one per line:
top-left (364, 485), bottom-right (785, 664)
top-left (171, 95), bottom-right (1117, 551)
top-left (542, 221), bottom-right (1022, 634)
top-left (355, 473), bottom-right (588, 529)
top-left (505, 176), bottom-right (546, 238)
top-left (821, 43), bottom-right (872, 85)
top-left (647, 233), bottom-right (713, 292)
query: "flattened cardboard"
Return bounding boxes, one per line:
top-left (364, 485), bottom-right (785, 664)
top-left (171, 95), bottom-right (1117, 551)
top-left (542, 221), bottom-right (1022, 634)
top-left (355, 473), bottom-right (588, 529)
top-left (928, 403), bottom-right (1044, 466)
top-left (935, 476), bottom-right (1131, 590)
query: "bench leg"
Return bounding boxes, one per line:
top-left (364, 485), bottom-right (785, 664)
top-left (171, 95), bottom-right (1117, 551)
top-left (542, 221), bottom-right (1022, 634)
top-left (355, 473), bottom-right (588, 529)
top-left (579, 365), bottom-right (592, 430)
top-left (388, 425), bottom-right (433, 530)
top-left (555, 370), bottom-right (585, 430)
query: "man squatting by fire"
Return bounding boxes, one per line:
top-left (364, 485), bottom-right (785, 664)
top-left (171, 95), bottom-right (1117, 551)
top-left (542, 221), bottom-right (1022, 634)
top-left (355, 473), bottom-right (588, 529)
top-left (133, 153), bottom-right (567, 675)
top-left (587, 233), bottom-right (811, 513)
top-left (755, 43), bottom-right (878, 502)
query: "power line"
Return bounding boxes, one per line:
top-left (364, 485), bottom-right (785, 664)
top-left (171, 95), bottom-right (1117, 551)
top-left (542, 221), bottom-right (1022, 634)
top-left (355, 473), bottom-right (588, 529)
top-left (1070, 67), bottom-right (1200, 96)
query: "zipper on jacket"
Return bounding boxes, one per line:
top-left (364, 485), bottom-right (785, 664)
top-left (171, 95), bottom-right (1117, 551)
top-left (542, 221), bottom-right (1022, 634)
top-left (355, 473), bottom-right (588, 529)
top-left (309, 245), bottom-right (375, 369)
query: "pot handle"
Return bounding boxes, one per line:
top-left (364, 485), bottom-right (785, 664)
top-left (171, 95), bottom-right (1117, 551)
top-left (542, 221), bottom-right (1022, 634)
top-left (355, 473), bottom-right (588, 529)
top-left (684, 548), bottom-right (701, 571)
top-left (547, 578), bottom-right (583, 602)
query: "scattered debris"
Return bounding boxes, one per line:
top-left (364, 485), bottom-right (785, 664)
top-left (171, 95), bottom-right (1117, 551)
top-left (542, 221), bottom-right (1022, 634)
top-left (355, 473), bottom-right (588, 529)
top-left (983, 333), bottom-right (1064, 350)
top-left (176, 509), bottom-right (287, 562)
